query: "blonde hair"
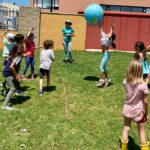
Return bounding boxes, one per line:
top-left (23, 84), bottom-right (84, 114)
top-left (126, 60), bottom-right (143, 84)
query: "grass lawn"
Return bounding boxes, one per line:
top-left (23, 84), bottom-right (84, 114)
top-left (0, 51), bottom-right (149, 150)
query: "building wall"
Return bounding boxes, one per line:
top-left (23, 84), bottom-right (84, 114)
top-left (40, 12), bottom-right (86, 50)
top-left (18, 7), bottom-right (41, 47)
top-left (30, 0), bottom-right (150, 14)
top-left (85, 12), bottom-right (150, 51)
top-left (0, 30), bottom-right (18, 50)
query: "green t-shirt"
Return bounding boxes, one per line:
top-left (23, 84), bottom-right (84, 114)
top-left (62, 27), bottom-right (74, 42)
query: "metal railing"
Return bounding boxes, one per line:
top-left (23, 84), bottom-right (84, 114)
top-left (0, 7), bottom-right (19, 30)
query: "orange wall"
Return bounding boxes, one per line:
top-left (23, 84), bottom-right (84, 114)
top-left (0, 30), bottom-right (18, 50)
top-left (40, 12), bottom-right (86, 50)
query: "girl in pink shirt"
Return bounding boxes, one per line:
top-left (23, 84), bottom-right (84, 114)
top-left (22, 28), bottom-right (35, 80)
top-left (121, 60), bottom-right (149, 150)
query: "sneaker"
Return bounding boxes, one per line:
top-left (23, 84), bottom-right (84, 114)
top-left (1, 90), bottom-right (7, 97)
top-left (14, 89), bottom-right (23, 96)
top-left (2, 105), bottom-right (14, 111)
top-left (38, 90), bottom-right (43, 96)
top-left (96, 79), bottom-right (105, 87)
top-left (105, 79), bottom-right (111, 87)
top-left (31, 74), bottom-right (35, 80)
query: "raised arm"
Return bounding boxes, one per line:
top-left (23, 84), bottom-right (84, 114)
top-left (107, 24), bottom-right (116, 37)
top-left (26, 27), bottom-right (34, 39)
top-left (0, 30), bottom-right (9, 41)
top-left (98, 20), bottom-right (104, 33)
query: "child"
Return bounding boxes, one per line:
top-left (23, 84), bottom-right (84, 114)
top-left (121, 60), bottom-right (149, 150)
top-left (13, 34), bottom-right (25, 95)
top-left (62, 20), bottom-right (74, 63)
top-left (22, 28), bottom-right (35, 79)
top-left (0, 31), bottom-right (15, 89)
top-left (38, 40), bottom-right (55, 96)
top-left (96, 22), bottom-right (116, 87)
top-left (0, 31), bottom-right (15, 58)
top-left (134, 41), bottom-right (149, 83)
top-left (2, 44), bottom-right (24, 110)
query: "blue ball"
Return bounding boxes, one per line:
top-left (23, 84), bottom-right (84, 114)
top-left (84, 4), bottom-right (104, 25)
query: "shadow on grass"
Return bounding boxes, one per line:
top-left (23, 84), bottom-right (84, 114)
top-left (27, 74), bottom-right (38, 79)
top-left (10, 95), bottom-right (31, 105)
top-left (43, 86), bottom-right (57, 92)
top-left (20, 86), bottom-right (35, 91)
top-left (84, 76), bottom-right (99, 81)
top-left (119, 136), bottom-right (140, 150)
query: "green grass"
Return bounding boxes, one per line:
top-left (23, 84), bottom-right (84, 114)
top-left (0, 51), bottom-right (149, 150)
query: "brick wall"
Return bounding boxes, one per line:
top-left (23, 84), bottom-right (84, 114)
top-left (18, 7), bottom-right (41, 46)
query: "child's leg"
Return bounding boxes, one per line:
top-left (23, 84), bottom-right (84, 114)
top-left (137, 122), bottom-right (147, 145)
top-left (39, 78), bottom-right (43, 91)
top-left (30, 57), bottom-right (35, 78)
top-left (121, 116), bottom-right (131, 142)
top-left (39, 69), bottom-right (44, 91)
top-left (46, 76), bottom-right (50, 87)
top-left (3, 76), bottom-right (16, 106)
top-left (23, 57), bottom-right (30, 76)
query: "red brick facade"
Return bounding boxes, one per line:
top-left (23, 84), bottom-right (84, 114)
top-left (30, 0), bottom-right (150, 14)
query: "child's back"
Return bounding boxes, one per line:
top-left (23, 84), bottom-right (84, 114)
top-left (123, 80), bottom-right (148, 119)
top-left (40, 49), bottom-right (54, 70)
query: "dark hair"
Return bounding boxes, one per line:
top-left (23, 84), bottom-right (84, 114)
top-left (135, 41), bottom-right (145, 52)
top-left (14, 34), bottom-right (24, 44)
top-left (135, 41), bottom-right (147, 60)
top-left (43, 40), bottom-right (54, 49)
top-left (111, 33), bottom-right (116, 48)
top-left (10, 44), bottom-right (24, 57)
top-left (9, 44), bottom-right (19, 57)
top-left (111, 33), bottom-right (116, 41)
top-left (134, 52), bottom-right (141, 61)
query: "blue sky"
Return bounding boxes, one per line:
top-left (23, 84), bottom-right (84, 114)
top-left (2, 0), bottom-right (29, 6)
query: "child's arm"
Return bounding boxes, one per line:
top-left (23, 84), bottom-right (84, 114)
top-left (0, 30), bottom-right (9, 41)
top-left (10, 62), bottom-right (20, 80)
top-left (24, 27), bottom-right (34, 41)
top-left (35, 46), bottom-right (43, 50)
top-left (107, 24), bottom-right (116, 37)
top-left (27, 27), bottom-right (34, 37)
top-left (98, 20), bottom-right (104, 33)
top-left (143, 95), bottom-right (148, 116)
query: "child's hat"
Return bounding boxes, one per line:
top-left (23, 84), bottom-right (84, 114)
top-left (65, 20), bottom-right (72, 25)
top-left (7, 33), bottom-right (15, 40)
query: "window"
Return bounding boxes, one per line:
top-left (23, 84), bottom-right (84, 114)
top-left (37, 0), bottom-right (42, 7)
top-left (146, 8), bottom-right (150, 13)
top-left (110, 6), bottom-right (120, 11)
top-left (121, 6), bottom-right (132, 12)
top-left (101, 5), bottom-right (106, 11)
top-left (132, 7), bottom-right (142, 12)
top-left (43, 0), bottom-right (50, 8)
top-left (34, 0), bottom-right (59, 9)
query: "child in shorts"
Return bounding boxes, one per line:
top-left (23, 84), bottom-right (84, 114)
top-left (121, 60), bottom-right (149, 150)
top-left (38, 40), bottom-right (55, 96)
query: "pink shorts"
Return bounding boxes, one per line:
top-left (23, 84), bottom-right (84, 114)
top-left (133, 112), bottom-right (147, 123)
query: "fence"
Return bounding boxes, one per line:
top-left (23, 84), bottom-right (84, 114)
top-left (0, 7), bottom-right (19, 30)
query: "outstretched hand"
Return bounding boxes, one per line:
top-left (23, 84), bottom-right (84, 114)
top-left (112, 24), bottom-right (116, 29)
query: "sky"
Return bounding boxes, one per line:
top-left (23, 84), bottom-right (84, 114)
top-left (2, 0), bottom-right (30, 6)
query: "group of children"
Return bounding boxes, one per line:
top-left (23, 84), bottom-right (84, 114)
top-left (0, 20), bottom-right (150, 149)
top-left (0, 29), bottom-right (55, 110)
top-left (95, 21), bottom-right (150, 149)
